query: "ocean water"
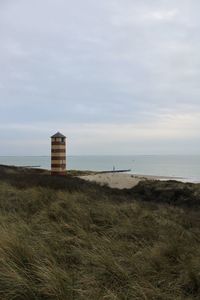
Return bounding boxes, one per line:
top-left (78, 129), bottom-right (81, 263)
top-left (0, 155), bottom-right (200, 182)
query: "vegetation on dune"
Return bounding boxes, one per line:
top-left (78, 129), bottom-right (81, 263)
top-left (0, 165), bottom-right (200, 299)
top-left (132, 180), bottom-right (200, 208)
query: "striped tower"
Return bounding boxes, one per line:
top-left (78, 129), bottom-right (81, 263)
top-left (51, 132), bottom-right (66, 176)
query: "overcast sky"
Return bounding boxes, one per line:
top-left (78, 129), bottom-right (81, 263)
top-left (1, 0), bottom-right (200, 155)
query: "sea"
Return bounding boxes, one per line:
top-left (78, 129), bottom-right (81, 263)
top-left (1, 155), bottom-right (200, 183)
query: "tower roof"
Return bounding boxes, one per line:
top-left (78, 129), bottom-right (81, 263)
top-left (51, 132), bottom-right (66, 138)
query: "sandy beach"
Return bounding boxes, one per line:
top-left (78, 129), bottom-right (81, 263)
top-left (79, 173), bottom-right (182, 189)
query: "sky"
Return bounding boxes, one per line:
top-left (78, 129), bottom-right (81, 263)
top-left (1, 0), bottom-right (200, 155)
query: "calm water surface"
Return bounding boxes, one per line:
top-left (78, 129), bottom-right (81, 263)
top-left (1, 155), bottom-right (200, 182)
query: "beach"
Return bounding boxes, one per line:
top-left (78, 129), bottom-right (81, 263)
top-left (1, 156), bottom-right (200, 183)
top-left (79, 173), bottom-right (182, 189)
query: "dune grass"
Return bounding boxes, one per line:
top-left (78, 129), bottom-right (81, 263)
top-left (0, 166), bottom-right (200, 299)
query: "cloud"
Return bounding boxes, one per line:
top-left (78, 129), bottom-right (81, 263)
top-left (0, 0), bottom-right (200, 154)
top-left (1, 111), bottom-right (200, 155)
top-left (144, 9), bottom-right (178, 21)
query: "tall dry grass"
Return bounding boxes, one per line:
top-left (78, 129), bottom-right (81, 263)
top-left (0, 166), bottom-right (200, 299)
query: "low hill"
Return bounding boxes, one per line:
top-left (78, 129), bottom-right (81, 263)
top-left (0, 165), bottom-right (200, 299)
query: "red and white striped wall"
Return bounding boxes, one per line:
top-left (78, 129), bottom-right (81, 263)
top-left (51, 132), bottom-right (66, 175)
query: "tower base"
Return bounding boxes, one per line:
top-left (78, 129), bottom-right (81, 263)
top-left (51, 171), bottom-right (66, 176)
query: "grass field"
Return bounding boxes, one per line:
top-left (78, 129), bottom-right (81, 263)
top-left (0, 165), bottom-right (200, 299)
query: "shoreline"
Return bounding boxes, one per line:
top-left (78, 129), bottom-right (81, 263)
top-left (79, 172), bottom-right (199, 189)
top-left (1, 163), bottom-right (200, 187)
